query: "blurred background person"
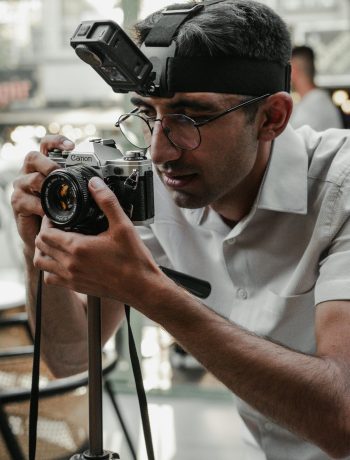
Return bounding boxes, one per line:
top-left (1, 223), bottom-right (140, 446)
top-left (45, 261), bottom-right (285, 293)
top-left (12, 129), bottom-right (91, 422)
top-left (290, 45), bottom-right (344, 130)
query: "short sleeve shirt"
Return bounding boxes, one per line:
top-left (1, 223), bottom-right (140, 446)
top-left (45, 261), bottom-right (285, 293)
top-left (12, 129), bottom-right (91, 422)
top-left (290, 88), bottom-right (343, 131)
top-left (139, 124), bottom-right (350, 460)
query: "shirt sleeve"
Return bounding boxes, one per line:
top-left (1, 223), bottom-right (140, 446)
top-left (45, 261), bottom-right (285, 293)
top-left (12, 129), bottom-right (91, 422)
top-left (315, 184), bottom-right (350, 304)
top-left (136, 224), bottom-right (172, 269)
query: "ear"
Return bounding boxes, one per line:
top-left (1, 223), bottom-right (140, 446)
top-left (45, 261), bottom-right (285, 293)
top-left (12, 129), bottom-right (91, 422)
top-left (257, 92), bottom-right (293, 141)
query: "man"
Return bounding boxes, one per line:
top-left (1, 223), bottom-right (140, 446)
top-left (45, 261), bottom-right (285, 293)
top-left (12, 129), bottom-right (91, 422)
top-left (290, 45), bottom-right (343, 131)
top-left (11, 1), bottom-right (350, 459)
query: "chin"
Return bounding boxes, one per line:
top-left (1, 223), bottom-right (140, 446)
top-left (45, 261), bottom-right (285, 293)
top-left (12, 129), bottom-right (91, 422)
top-left (171, 190), bottom-right (211, 209)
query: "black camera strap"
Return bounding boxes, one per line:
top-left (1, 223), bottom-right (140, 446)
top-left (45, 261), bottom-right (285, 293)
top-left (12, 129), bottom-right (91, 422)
top-left (29, 271), bottom-right (43, 460)
top-left (125, 305), bottom-right (155, 460)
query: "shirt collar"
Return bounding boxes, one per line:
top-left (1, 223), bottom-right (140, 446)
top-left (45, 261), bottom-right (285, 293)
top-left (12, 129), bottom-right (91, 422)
top-left (184, 123), bottom-right (308, 228)
top-left (257, 123), bottom-right (308, 215)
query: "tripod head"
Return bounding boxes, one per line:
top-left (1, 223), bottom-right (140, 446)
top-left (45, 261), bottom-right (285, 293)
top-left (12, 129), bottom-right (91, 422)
top-left (71, 450), bottom-right (120, 459)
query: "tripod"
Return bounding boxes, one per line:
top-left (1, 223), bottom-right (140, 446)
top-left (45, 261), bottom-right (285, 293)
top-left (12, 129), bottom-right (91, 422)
top-left (70, 295), bottom-right (120, 460)
top-left (69, 268), bottom-right (211, 460)
top-left (29, 263), bottom-right (211, 460)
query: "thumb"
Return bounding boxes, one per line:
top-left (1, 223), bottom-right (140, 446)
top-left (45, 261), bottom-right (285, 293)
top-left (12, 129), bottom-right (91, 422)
top-left (88, 176), bottom-right (127, 224)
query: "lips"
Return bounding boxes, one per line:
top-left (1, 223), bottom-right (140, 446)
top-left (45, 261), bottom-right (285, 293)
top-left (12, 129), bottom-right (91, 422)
top-left (162, 172), bottom-right (197, 189)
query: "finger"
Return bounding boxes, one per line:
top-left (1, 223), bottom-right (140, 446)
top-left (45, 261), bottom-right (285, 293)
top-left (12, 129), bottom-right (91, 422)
top-left (33, 247), bottom-right (67, 277)
top-left (13, 171), bottom-right (46, 195)
top-left (22, 150), bottom-right (60, 175)
top-left (11, 190), bottom-right (44, 218)
top-left (40, 135), bottom-right (75, 155)
top-left (41, 215), bottom-right (56, 229)
top-left (38, 217), bottom-right (87, 254)
top-left (35, 230), bottom-right (67, 262)
top-left (43, 272), bottom-right (89, 295)
top-left (37, 225), bottom-right (74, 252)
top-left (43, 272), bottom-right (68, 289)
top-left (12, 172), bottom-right (48, 218)
top-left (88, 177), bottom-right (130, 225)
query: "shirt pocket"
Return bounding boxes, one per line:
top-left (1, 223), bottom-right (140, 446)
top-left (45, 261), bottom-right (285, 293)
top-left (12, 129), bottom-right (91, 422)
top-left (253, 288), bottom-right (316, 353)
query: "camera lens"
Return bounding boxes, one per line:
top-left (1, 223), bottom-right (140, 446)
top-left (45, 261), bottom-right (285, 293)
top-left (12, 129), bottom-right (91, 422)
top-left (41, 166), bottom-right (102, 232)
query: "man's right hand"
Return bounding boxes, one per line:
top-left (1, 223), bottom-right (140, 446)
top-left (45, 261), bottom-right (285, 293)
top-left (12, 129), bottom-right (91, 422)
top-left (11, 135), bottom-right (75, 256)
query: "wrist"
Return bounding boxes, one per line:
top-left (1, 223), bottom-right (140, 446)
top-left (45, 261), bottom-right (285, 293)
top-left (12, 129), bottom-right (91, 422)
top-left (135, 273), bottom-right (193, 323)
top-left (23, 246), bottom-right (36, 268)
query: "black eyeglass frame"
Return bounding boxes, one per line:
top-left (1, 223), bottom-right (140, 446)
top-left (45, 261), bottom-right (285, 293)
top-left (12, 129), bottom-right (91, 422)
top-left (115, 93), bottom-right (270, 151)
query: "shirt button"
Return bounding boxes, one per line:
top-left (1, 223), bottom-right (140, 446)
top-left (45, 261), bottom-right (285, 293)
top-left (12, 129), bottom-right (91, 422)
top-left (226, 238), bottom-right (235, 245)
top-left (236, 288), bottom-right (248, 299)
top-left (264, 422), bottom-right (273, 430)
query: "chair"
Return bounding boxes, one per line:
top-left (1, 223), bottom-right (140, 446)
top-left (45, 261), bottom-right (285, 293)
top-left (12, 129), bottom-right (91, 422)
top-left (0, 312), bottom-right (137, 460)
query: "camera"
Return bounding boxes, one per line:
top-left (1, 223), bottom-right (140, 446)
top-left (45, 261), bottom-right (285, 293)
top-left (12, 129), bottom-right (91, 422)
top-left (41, 138), bottom-right (154, 235)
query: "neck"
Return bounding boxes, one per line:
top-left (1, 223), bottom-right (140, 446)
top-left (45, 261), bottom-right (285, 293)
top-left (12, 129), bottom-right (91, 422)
top-left (211, 141), bottom-right (272, 226)
top-left (297, 80), bottom-right (316, 98)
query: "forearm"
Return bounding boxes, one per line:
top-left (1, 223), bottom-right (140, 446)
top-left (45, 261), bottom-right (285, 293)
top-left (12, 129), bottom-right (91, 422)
top-left (25, 249), bottom-right (125, 376)
top-left (25, 248), bottom-right (89, 376)
top-left (145, 285), bottom-right (350, 457)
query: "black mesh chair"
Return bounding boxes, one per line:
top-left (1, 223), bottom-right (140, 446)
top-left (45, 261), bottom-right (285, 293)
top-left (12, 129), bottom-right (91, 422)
top-left (0, 312), bottom-right (137, 460)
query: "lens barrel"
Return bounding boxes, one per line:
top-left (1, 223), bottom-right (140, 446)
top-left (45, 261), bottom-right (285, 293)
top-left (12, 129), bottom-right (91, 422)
top-left (41, 166), bottom-right (105, 234)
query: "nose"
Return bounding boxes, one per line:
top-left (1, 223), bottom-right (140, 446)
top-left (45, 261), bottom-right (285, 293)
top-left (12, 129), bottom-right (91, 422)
top-left (150, 121), bottom-right (183, 165)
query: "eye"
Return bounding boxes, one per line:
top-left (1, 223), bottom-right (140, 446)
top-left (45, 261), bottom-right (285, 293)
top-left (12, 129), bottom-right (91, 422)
top-left (136, 107), bottom-right (156, 118)
top-left (186, 114), bottom-right (209, 123)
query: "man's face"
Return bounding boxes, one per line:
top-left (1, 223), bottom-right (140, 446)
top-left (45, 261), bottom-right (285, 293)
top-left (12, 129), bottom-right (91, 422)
top-left (290, 57), bottom-right (303, 91)
top-left (130, 92), bottom-right (262, 210)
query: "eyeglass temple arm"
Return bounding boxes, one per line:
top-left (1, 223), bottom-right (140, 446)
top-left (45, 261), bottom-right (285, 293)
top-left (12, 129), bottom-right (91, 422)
top-left (115, 107), bottom-right (139, 127)
top-left (195, 93), bottom-right (270, 127)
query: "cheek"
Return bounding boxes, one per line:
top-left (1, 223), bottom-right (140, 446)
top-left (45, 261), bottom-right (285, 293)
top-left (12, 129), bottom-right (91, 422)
top-left (201, 126), bottom-right (256, 176)
top-left (214, 150), bottom-right (250, 185)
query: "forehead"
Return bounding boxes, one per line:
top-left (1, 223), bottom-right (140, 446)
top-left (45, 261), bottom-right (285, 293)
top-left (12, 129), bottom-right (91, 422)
top-left (130, 92), bottom-right (241, 110)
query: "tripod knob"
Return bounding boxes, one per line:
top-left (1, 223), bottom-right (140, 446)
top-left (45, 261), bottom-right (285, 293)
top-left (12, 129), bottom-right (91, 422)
top-left (70, 450), bottom-right (120, 459)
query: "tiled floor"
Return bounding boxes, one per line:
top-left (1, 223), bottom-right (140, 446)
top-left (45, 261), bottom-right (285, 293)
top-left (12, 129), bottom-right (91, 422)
top-left (102, 322), bottom-right (256, 460)
top-left (102, 390), bottom-right (248, 460)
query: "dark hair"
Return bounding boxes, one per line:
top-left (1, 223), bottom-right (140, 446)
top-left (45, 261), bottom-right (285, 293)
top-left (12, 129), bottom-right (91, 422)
top-left (134, 0), bottom-right (292, 121)
top-left (292, 45), bottom-right (316, 80)
top-left (134, 0), bottom-right (291, 64)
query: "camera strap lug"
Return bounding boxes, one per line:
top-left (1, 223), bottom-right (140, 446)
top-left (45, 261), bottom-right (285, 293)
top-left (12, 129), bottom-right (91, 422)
top-left (124, 169), bottom-right (139, 191)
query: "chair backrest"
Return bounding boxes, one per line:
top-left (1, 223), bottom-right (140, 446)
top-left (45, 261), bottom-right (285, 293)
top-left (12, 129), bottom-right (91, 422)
top-left (0, 313), bottom-right (90, 459)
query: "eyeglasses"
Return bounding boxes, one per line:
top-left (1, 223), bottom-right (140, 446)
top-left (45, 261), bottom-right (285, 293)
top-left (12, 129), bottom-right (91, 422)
top-left (115, 93), bottom-right (270, 151)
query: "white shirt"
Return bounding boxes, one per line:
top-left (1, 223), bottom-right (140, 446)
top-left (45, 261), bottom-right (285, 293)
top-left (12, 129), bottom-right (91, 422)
top-left (139, 124), bottom-right (350, 460)
top-left (290, 88), bottom-right (343, 131)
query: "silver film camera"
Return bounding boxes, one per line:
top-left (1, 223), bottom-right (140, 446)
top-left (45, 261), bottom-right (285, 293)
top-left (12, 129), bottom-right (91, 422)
top-left (41, 139), bottom-right (154, 235)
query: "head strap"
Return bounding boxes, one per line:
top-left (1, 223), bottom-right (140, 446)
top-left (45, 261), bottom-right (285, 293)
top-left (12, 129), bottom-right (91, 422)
top-left (167, 57), bottom-right (291, 95)
top-left (142, 0), bottom-right (291, 96)
top-left (145, 3), bottom-right (204, 46)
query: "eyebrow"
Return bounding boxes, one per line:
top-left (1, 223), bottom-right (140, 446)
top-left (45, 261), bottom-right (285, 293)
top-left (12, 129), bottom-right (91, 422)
top-left (129, 96), bottom-right (218, 112)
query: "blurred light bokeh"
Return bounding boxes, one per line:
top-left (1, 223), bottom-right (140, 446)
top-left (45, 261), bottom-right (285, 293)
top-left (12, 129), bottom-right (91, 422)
top-left (0, 0), bottom-right (349, 172)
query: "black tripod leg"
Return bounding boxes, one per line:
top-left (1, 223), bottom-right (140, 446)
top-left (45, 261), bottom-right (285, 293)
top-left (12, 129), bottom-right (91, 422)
top-left (104, 379), bottom-right (137, 460)
top-left (0, 404), bottom-right (26, 460)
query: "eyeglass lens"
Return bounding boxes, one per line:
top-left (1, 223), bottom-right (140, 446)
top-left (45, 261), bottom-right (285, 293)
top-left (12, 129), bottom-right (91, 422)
top-left (118, 114), bottom-right (151, 149)
top-left (117, 113), bottom-right (201, 150)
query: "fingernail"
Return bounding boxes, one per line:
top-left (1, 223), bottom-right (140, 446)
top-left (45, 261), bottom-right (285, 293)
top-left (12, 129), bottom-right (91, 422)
top-left (89, 177), bottom-right (105, 189)
top-left (62, 140), bottom-right (74, 149)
